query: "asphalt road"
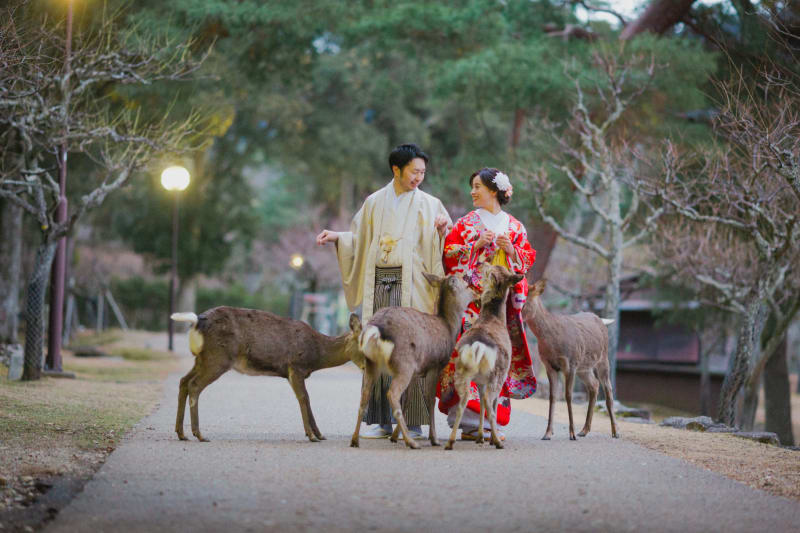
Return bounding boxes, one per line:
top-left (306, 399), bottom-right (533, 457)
top-left (45, 351), bottom-right (799, 533)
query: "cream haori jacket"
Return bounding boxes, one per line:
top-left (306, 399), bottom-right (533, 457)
top-left (336, 182), bottom-right (451, 321)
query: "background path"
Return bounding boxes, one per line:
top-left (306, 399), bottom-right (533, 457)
top-left (46, 352), bottom-right (798, 533)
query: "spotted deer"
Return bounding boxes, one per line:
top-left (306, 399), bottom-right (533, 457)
top-left (522, 279), bottom-right (619, 441)
top-left (445, 265), bottom-right (523, 450)
top-left (171, 308), bottom-right (363, 443)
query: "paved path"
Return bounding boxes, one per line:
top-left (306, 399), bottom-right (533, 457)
top-left (46, 353), bottom-right (798, 533)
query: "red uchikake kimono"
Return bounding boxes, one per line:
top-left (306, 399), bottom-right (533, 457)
top-left (437, 210), bottom-right (537, 426)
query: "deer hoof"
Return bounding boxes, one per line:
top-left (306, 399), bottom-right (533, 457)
top-left (317, 434), bottom-right (327, 441)
top-left (569, 435), bottom-right (577, 441)
top-left (445, 441), bottom-right (454, 450)
top-left (494, 442), bottom-right (504, 449)
top-left (430, 440), bottom-right (440, 447)
top-left (350, 439), bottom-right (359, 448)
top-left (406, 440), bottom-right (420, 450)
top-left (613, 433), bottom-right (620, 439)
top-left (578, 431), bottom-right (588, 437)
top-left (541, 435), bottom-right (551, 441)
top-left (196, 435), bottom-right (209, 443)
top-left (308, 436), bottom-right (320, 443)
top-left (177, 433), bottom-right (188, 441)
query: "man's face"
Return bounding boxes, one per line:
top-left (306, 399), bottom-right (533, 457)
top-left (393, 157), bottom-right (426, 193)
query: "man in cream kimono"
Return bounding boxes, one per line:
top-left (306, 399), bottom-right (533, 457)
top-left (316, 143), bottom-right (451, 438)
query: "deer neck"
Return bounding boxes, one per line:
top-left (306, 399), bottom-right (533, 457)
top-left (479, 288), bottom-right (509, 324)
top-left (314, 332), bottom-right (354, 370)
top-left (525, 296), bottom-right (554, 337)
top-left (439, 290), bottom-right (467, 342)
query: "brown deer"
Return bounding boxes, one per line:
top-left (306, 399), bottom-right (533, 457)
top-left (349, 273), bottom-right (473, 449)
top-left (171, 308), bottom-right (363, 443)
top-left (522, 279), bottom-right (619, 441)
top-left (445, 265), bottom-right (523, 450)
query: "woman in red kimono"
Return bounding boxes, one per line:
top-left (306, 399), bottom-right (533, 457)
top-left (437, 167), bottom-right (537, 440)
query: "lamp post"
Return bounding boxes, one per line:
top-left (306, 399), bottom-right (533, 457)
top-left (161, 166), bottom-right (190, 351)
top-left (45, 0), bottom-right (74, 373)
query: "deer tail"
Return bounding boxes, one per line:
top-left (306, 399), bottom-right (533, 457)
top-left (170, 312), bottom-right (203, 356)
top-left (171, 312), bottom-right (198, 325)
top-left (601, 318), bottom-right (615, 326)
top-left (359, 325), bottom-right (394, 367)
top-left (458, 341), bottom-right (497, 374)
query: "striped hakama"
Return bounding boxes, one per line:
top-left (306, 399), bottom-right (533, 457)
top-left (363, 266), bottom-right (433, 426)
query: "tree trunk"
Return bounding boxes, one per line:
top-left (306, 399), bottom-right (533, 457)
top-left (527, 220), bottom-right (558, 282)
top-left (604, 179), bottom-right (623, 393)
top-left (0, 199), bottom-right (24, 344)
top-left (22, 241), bottom-right (58, 381)
top-left (740, 379), bottom-right (759, 431)
top-left (699, 333), bottom-right (711, 416)
top-left (619, 0), bottom-right (697, 40)
top-left (509, 108), bottom-right (526, 150)
top-left (717, 297), bottom-right (766, 426)
top-left (764, 336), bottom-right (795, 445)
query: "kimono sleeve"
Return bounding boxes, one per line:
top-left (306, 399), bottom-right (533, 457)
top-left (443, 217), bottom-right (475, 275)
top-left (335, 202), bottom-right (370, 310)
top-left (507, 219), bottom-right (536, 274)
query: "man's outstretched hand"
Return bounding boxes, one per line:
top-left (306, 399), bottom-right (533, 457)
top-left (434, 215), bottom-right (451, 237)
top-left (316, 230), bottom-right (339, 245)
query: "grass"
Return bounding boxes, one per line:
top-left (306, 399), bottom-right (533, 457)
top-left (0, 330), bottom-right (180, 482)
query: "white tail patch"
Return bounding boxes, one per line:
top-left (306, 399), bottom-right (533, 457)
top-left (170, 312), bottom-right (203, 355)
top-left (458, 341), bottom-right (497, 374)
top-left (188, 328), bottom-right (204, 356)
top-left (171, 312), bottom-right (198, 324)
top-left (601, 319), bottom-right (615, 326)
top-left (359, 325), bottom-right (394, 368)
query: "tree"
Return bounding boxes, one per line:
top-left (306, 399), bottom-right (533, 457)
top-left (0, 3), bottom-right (205, 380)
top-left (641, 58), bottom-right (800, 427)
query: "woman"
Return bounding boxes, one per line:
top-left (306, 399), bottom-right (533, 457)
top-left (437, 167), bottom-right (537, 439)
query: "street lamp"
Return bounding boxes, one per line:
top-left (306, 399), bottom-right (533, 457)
top-left (161, 166), bottom-right (190, 351)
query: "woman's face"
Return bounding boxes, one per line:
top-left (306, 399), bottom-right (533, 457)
top-left (471, 176), bottom-right (497, 210)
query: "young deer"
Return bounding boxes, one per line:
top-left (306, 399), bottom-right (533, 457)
top-left (171, 308), bottom-right (363, 443)
top-left (522, 279), bottom-right (619, 441)
top-left (349, 273), bottom-right (472, 450)
top-left (445, 265), bottom-right (523, 450)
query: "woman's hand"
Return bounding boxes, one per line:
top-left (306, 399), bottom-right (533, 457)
top-left (316, 230), bottom-right (339, 245)
top-left (475, 230), bottom-right (495, 249)
top-left (496, 233), bottom-right (516, 258)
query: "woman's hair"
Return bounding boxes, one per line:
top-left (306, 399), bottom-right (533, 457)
top-left (388, 143), bottom-right (429, 171)
top-left (469, 167), bottom-right (511, 205)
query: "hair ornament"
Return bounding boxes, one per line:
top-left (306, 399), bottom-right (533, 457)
top-left (493, 171), bottom-right (511, 192)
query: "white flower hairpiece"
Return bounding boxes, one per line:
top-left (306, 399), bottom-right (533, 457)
top-left (493, 171), bottom-right (511, 192)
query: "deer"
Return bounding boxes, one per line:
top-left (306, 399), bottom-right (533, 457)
top-left (349, 273), bottom-right (473, 450)
top-left (170, 307), bottom-right (363, 443)
top-left (445, 265), bottom-right (523, 450)
top-left (522, 279), bottom-right (619, 441)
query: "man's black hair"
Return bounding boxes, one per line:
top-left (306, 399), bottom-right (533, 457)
top-left (388, 143), bottom-right (429, 172)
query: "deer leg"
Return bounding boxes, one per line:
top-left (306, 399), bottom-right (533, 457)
top-left (350, 360), bottom-right (377, 448)
top-left (176, 363), bottom-right (198, 440)
top-left (542, 363), bottom-right (559, 440)
top-left (287, 367), bottom-right (321, 443)
top-left (487, 389), bottom-right (503, 449)
top-left (387, 373), bottom-right (418, 449)
top-left (188, 363), bottom-right (229, 443)
top-left (600, 372), bottom-right (619, 439)
top-left (445, 377), bottom-right (471, 450)
top-left (425, 368), bottom-right (441, 446)
top-left (564, 366), bottom-right (577, 441)
top-left (578, 369), bottom-right (599, 437)
top-left (476, 383), bottom-right (488, 445)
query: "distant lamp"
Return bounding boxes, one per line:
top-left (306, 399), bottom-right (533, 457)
top-left (290, 254), bottom-right (305, 270)
top-left (161, 165), bottom-right (191, 351)
top-left (161, 165), bottom-right (191, 191)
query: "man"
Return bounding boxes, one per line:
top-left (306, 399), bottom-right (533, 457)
top-left (316, 143), bottom-right (451, 438)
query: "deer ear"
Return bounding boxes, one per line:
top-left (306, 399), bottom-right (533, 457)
top-left (422, 272), bottom-right (443, 286)
top-left (531, 278), bottom-right (546, 295)
top-left (509, 273), bottom-right (524, 286)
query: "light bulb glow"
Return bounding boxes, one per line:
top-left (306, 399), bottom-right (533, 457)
top-left (161, 166), bottom-right (191, 191)
top-left (289, 254), bottom-right (304, 270)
